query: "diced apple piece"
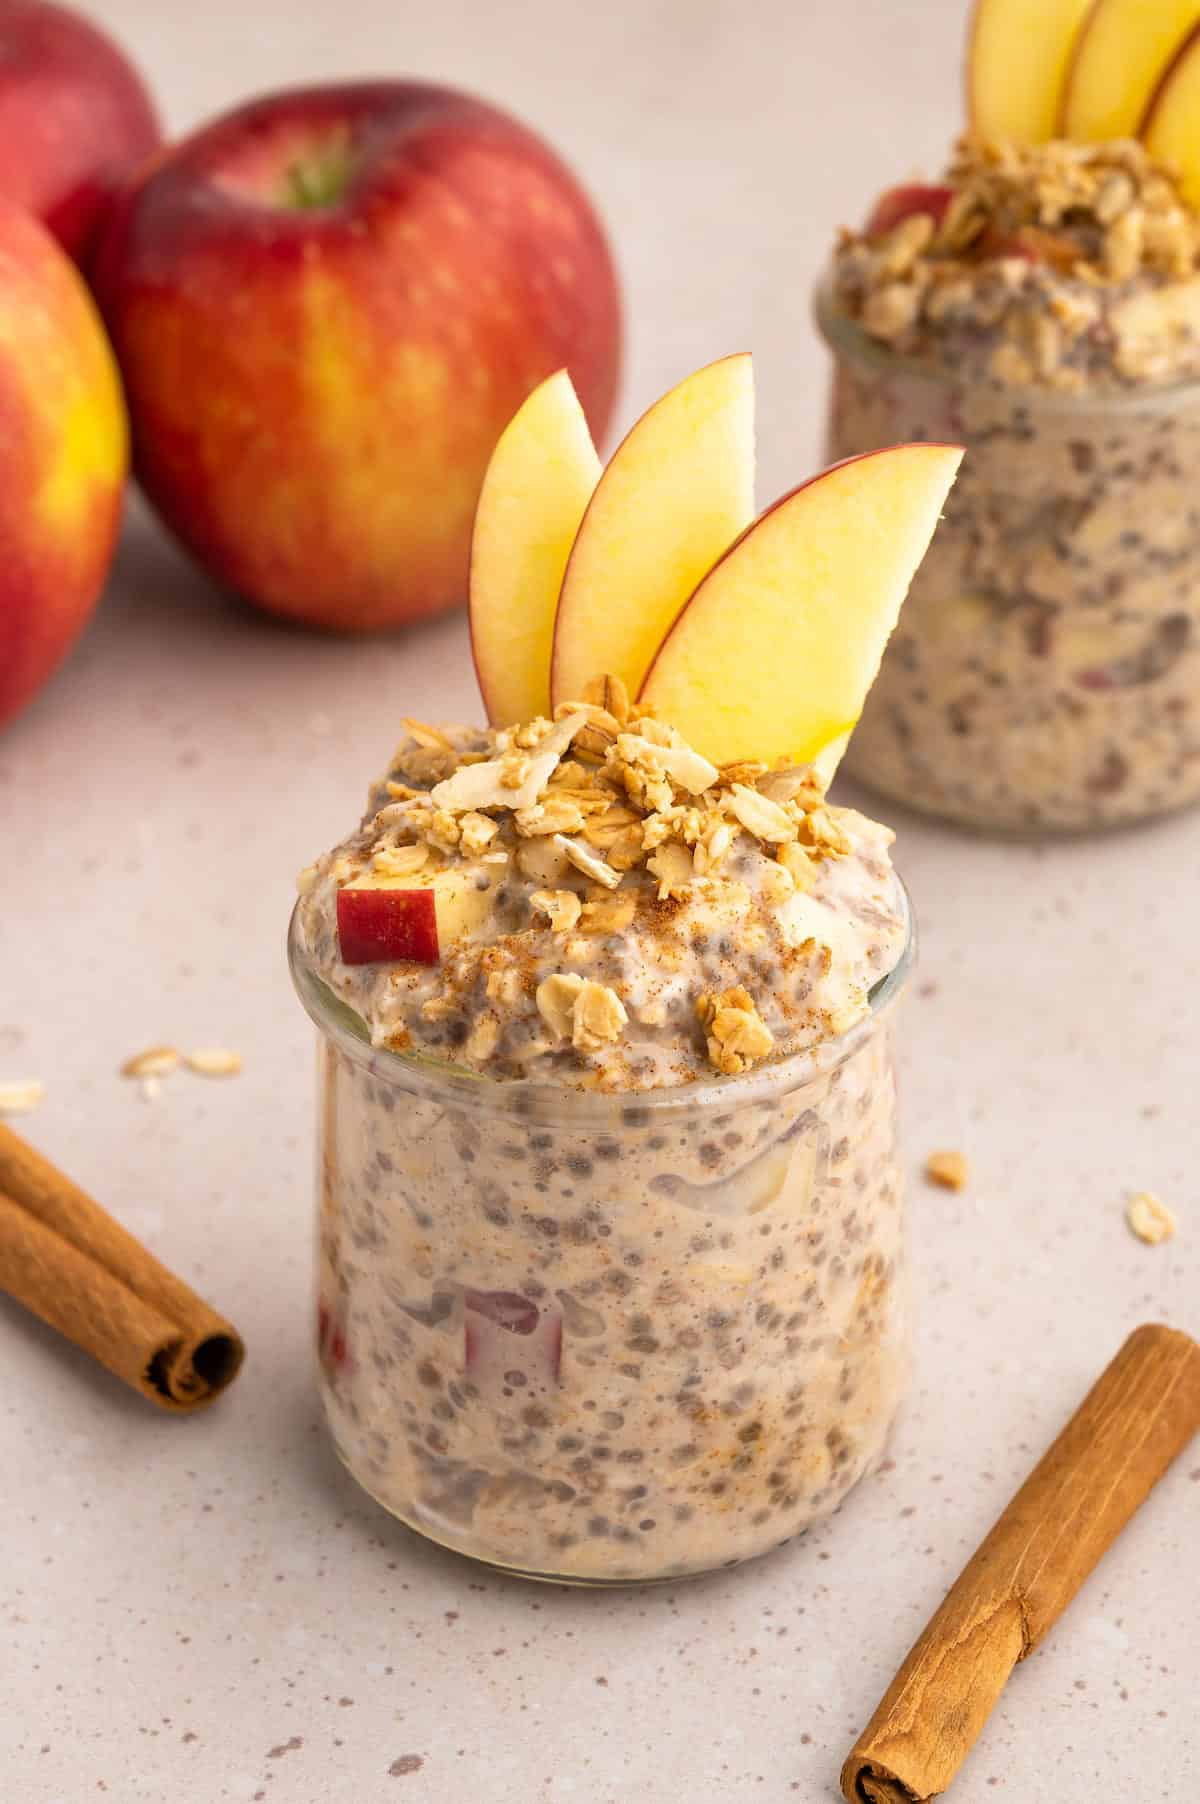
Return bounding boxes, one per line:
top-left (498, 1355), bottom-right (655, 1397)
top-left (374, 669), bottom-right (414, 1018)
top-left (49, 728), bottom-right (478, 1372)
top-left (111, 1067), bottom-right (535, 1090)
top-left (463, 1289), bottom-right (563, 1402)
top-left (469, 370), bottom-right (601, 728)
top-left (550, 353), bottom-right (755, 708)
top-left (1142, 26), bottom-right (1200, 210)
top-left (1060, 0), bottom-right (1198, 141)
top-left (864, 184), bottom-right (954, 238)
top-left (637, 444), bottom-right (963, 783)
top-left (341, 863), bottom-right (499, 965)
top-left (337, 886), bottom-right (439, 964)
top-left (317, 1298), bottom-right (353, 1377)
top-left (966, 0), bottom-right (1095, 144)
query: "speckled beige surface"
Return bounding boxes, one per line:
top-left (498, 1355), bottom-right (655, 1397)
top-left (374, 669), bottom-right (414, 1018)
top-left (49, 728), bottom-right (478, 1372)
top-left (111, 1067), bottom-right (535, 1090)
top-left (2, 0), bottom-right (1198, 1798)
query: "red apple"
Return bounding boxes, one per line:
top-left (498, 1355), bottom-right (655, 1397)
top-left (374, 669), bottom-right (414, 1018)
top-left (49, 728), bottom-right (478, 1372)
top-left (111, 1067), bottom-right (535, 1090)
top-left (864, 183), bottom-right (954, 238)
top-left (0, 199), bottom-right (128, 731)
top-left (0, 2), bottom-right (160, 264)
top-left (92, 80), bottom-right (622, 633)
top-left (336, 886), bottom-right (440, 965)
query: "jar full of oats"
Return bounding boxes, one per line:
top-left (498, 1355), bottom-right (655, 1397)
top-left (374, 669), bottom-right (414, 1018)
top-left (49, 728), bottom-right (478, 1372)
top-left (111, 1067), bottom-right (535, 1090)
top-left (819, 137), bottom-right (1200, 835)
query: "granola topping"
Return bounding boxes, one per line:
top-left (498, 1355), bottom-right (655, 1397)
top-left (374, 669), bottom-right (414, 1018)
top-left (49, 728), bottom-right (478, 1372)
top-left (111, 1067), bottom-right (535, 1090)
top-left (294, 692), bottom-right (906, 1090)
top-left (831, 137), bottom-right (1200, 390)
top-left (697, 986), bottom-right (775, 1076)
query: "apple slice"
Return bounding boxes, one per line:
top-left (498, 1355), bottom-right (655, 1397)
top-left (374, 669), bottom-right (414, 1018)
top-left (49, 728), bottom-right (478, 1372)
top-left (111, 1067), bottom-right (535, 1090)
top-left (966, 0), bottom-right (1095, 144)
top-left (550, 353), bottom-right (755, 709)
top-left (1060, 0), bottom-right (1198, 141)
top-left (1142, 27), bottom-right (1200, 210)
top-left (865, 185), bottom-right (954, 238)
top-left (469, 370), bottom-right (602, 728)
top-left (637, 445), bottom-right (963, 783)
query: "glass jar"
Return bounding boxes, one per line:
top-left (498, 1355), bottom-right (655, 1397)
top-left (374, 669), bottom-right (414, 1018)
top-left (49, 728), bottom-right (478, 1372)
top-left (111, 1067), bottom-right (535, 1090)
top-left (816, 286), bottom-right (1200, 835)
top-left (289, 902), bottom-right (913, 1585)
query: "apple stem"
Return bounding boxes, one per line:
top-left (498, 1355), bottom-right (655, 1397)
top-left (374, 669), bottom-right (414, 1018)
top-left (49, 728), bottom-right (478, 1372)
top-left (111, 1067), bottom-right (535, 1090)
top-left (281, 142), bottom-right (357, 211)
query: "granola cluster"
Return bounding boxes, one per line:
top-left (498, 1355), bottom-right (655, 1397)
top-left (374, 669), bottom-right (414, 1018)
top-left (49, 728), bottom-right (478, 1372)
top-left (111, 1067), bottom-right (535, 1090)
top-left (831, 136), bottom-right (1200, 389)
top-left (295, 679), bottom-right (907, 1090)
top-left (696, 986), bottom-right (775, 1077)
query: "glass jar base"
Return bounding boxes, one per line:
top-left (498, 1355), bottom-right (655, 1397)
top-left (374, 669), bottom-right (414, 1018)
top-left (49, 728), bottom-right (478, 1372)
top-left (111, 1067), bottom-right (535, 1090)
top-left (334, 1446), bottom-right (822, 1588)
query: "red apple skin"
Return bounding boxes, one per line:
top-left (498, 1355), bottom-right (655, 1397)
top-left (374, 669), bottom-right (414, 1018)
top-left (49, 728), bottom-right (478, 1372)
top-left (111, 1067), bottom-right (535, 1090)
top-left (0, 2), bottom-right (160, 265)
top-left (336, 886), bottom-right (440, 964)
top-left (92, 81), bottom-right (622, 633)
top-left (0, 200), bottom-right (128, 731)
top-left (864, 184), bottom-right (954, 238)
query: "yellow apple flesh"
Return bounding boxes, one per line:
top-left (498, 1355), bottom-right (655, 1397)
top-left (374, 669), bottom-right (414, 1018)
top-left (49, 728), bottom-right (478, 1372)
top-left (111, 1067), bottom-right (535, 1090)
top-left (469, 369), bottom-right (600, 727)
top-left (550, 352), bottom-right (755, 709)
top-left (637, 445), bottom-right (963, 783)
top-left (1060, 0), bottom-right (1199, 141)
top-left (966, 0), bottom-right (1096, 144)
top-left (1141, 26), bottom-right (1200, 208)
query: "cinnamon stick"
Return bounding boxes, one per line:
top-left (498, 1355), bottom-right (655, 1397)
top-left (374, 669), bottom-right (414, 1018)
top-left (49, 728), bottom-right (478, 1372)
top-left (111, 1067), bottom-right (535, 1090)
top-left (842, 1323), bottom-right (1200, 1804)
top-left (0, 1124), bottom-right (244, 1412)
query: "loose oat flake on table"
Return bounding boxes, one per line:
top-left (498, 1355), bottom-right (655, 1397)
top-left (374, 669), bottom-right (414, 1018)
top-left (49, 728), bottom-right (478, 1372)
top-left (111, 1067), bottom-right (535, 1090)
top-left (0, 1080), bottom-right (45, 1117)
top-left (1125, 1191), bottom-right (1177, 1246)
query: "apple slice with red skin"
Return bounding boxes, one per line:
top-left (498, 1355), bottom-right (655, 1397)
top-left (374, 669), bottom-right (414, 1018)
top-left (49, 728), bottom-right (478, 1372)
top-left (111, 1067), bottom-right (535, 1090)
top-left (864, 184), bottom-right (954, 238)
top-left (336, 886), bottom-right (439, 965)
top-left (464, 1289), bottom-right (563, 1402)
top-left (638, 443), bottom-right (963, 782)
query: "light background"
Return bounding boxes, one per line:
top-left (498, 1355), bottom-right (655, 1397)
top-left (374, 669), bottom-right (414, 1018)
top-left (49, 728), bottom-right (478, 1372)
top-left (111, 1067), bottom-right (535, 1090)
top-left (2, 1), bottom-right (1197, 1799)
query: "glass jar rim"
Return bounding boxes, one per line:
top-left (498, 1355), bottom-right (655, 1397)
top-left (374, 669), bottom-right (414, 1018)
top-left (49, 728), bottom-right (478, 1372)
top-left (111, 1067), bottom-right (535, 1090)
top-left (813, 274), bottom-right (1200, 417)
top-left (286, 879), bottom-right (914, 1126)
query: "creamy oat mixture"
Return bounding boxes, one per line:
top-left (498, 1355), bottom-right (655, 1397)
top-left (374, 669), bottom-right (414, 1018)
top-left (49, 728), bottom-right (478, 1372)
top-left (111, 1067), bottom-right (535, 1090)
top-left (823, 138), bottom-right (1200, 831)
top-left (293, 683), bottom-right (911, 1579)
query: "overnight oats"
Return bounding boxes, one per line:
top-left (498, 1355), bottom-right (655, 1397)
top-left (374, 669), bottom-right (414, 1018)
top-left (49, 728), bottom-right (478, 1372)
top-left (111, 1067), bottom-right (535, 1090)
top-left (291, 698), bottom-right (912, 1581)
top-left (820, 137), bottom-right (1200, 833)
top-left (289, 357), bottom-right (958, 1581)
